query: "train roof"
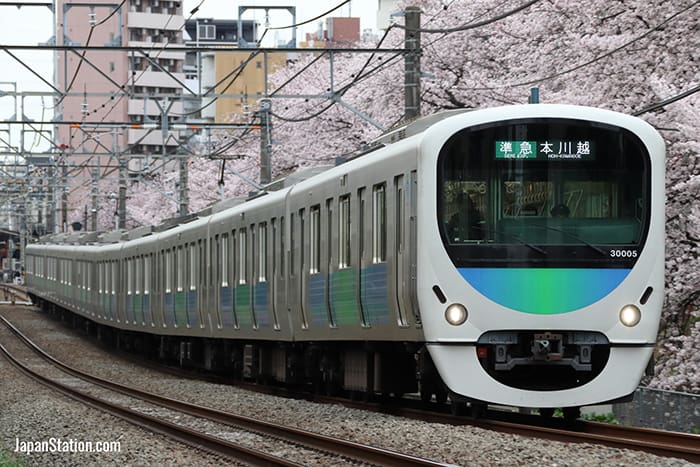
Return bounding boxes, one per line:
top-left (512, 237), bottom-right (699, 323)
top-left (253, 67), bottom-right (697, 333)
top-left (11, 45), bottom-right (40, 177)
top-left (28, 104), bottom-right (661, 250)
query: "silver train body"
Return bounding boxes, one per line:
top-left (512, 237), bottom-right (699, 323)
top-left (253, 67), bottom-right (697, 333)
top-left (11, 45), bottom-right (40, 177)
top-left (26, 104), bottom-right (665, 409)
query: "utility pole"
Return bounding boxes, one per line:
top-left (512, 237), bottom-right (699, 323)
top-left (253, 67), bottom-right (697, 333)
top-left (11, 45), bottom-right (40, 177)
top-left (47, 164), bottom-right (55, 234)
top-left (118, 154), bottom-right (126, 230)
top-left (61, 156), bottom-right (68, 232)
top-left (259, 99), bottom-right (272, 185)
top-left (404, 6), bottom-right (421, 121)
top-left (91, 160), bottom-right (99, 231)
top-left (178, 135), bottom-right (189, 217)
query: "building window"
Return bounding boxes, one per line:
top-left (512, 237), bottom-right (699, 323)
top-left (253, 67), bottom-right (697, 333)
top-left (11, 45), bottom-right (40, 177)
top-left (198, 24), bottom-right (215, 40)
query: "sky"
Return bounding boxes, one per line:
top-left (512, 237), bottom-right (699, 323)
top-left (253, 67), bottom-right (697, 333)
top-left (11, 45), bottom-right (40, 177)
top-left (183, 0), bottom-right (380, 46)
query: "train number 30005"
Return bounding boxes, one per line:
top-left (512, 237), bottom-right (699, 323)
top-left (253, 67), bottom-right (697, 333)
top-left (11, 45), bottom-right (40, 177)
top-left (610, 249), bottom-right (638, 258)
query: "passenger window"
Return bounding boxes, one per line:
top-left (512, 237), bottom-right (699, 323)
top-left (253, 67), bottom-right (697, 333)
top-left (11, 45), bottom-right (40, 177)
top-left (339, 195), bottom-right (351, 268)
top-left (177, 246), bottom-right (184, 292)
top-left (239, 228), bottom-right (247, 284)
top-left (258, 222), bottom-right (267, 282)
top-left (372, 184), bottom-right (386, 263)
top-left (310, 206), bottom-right (320, 274)
top-left (221, 234), bottom-right (229, 287)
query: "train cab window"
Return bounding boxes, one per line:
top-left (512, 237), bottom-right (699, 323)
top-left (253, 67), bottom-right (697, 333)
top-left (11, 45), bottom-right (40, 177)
top-left (437, 118), bottom-right (650, 267)
top-left (339, 196), bottom-right (351, 268)
top-left (310, 207), bottom-right (320, 274)
top-left (372, 184), bottom-right (387, 263)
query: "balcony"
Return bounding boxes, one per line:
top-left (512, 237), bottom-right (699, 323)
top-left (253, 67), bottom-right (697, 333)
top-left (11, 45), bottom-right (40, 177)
top-left (131, 70), bottom-right (186, 89)
top-left (127, 12), bottom-right (184, 31)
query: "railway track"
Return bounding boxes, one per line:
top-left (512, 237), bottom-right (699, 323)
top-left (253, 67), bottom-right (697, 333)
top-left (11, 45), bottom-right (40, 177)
top-left (0, 313), bottom-right (445, 466)
top-left (3, 305), bottom-right (700, 465)
top-left (116, 344), bottom-right (700, 464)
top-left (0, 284), bottom-right (31, 304)
top-left (112, 349), bottom-right (700, 464)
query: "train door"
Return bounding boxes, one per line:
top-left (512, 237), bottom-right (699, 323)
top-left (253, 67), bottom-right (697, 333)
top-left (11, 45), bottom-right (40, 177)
top-left (187, 242), bottom-right (198, 327)
top-left (299, 208), bottom-right (309, 329)
top-left (275, 216), bottom-right (286, 330)
top-left (357, 187), bottom-right (368, 327)
top-left (270, 218), bottom-right (280, 330)
top-left (394, 174), bottom-right (409, 326)
top-left (408, 170), bottom-right (420, 325)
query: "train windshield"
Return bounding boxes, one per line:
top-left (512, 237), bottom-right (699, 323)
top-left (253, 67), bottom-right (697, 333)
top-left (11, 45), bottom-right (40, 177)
top-left (437, 118), bottom-right (650, 267)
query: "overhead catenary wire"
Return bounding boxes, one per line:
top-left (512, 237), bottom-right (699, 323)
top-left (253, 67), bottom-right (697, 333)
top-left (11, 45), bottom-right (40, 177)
top-left (391, 0), bottom-right (543, 34)
top-left (59, 0), bottom-right (211, 185)
top-left (633, 83), bottom-right (700, 116)
top-left (468, 0), bottom-right (700, 90)
top-left (269, 25), bottom-right (397, 124)
top-left (256, 0), bottom-right (352, 46)
top-left (51, 1), bottom-right (699, 226)
top-left (59, 0), bottom-right (128, 106)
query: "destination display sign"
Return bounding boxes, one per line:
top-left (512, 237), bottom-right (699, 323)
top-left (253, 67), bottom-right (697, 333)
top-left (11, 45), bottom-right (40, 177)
top-left (495, 140), bottom-right (595, 161)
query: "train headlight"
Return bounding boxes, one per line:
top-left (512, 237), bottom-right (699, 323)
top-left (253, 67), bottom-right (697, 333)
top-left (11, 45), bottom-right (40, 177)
top-left (620, 304), bottom-right (641, 327)
top-left (445, 303), bottom-right (468, 326)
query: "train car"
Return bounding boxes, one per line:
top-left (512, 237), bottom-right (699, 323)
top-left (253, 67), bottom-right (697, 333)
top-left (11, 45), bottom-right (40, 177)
top-left (25, 104), bottom-right (665, 415)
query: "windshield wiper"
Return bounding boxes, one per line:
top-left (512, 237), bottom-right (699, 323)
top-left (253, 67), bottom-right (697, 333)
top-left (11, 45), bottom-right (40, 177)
top-left (472, 224), bottom-right (548, 255)
top-left (522, 223), bottom-right (608, 256)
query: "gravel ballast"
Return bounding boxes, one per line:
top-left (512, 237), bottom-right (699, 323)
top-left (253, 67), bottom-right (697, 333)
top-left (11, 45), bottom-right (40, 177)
top-left (0, 305), bottom-right (696, 466)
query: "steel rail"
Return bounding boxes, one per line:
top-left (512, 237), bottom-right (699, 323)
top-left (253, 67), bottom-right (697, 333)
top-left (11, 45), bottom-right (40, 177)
top-left (318, 397), bottom-right (700, 464)
top-left (0, 339), bottom-right (301, 466)
top-left (0, 317), bottom-right (306, 466)
top-left (0, 284), bottom-right (31, 304)
top-left (0, 313), bottom-right (446, 467)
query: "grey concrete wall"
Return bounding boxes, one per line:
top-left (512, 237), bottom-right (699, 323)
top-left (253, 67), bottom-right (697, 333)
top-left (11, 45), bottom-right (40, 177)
top-left (614, 387), bottom-right (700, 433)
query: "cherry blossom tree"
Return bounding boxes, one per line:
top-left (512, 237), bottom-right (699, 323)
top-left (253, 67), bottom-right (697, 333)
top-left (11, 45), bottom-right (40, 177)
top-left (93, 0), bottom-right (698, 391)
top-left (262, 0), bottom-right (700, 392)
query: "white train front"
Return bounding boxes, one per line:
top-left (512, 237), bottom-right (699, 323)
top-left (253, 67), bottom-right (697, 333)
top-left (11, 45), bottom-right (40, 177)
top-left (416, 105), bottom-right (664, 410)
top-left (25, 104), bottom-right (665, 414)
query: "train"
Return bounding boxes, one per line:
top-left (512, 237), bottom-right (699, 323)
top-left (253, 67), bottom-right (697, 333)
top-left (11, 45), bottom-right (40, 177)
top-left (25, 104), bottom-right (665, 417)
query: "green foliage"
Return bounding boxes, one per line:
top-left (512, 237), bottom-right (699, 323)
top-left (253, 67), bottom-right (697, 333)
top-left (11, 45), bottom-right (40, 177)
top-left (0, 449), bottom-right (25, 467)
top-left (581, 412), bottom-right (620, 424)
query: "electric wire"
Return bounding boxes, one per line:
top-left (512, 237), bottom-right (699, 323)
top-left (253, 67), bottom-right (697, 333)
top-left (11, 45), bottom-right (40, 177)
top-left (468, 0), bottom-right (700, 90)
top-left (391, 0), bottom-right (543, 34)
top-left (40, 1), bottom-right (700, 227)
top-left (633, 83), bottom-right (700, 116)
top-left (256, 0), bottom-right (352, 45)
top-left (269, 25), bottom-right (397, 123)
